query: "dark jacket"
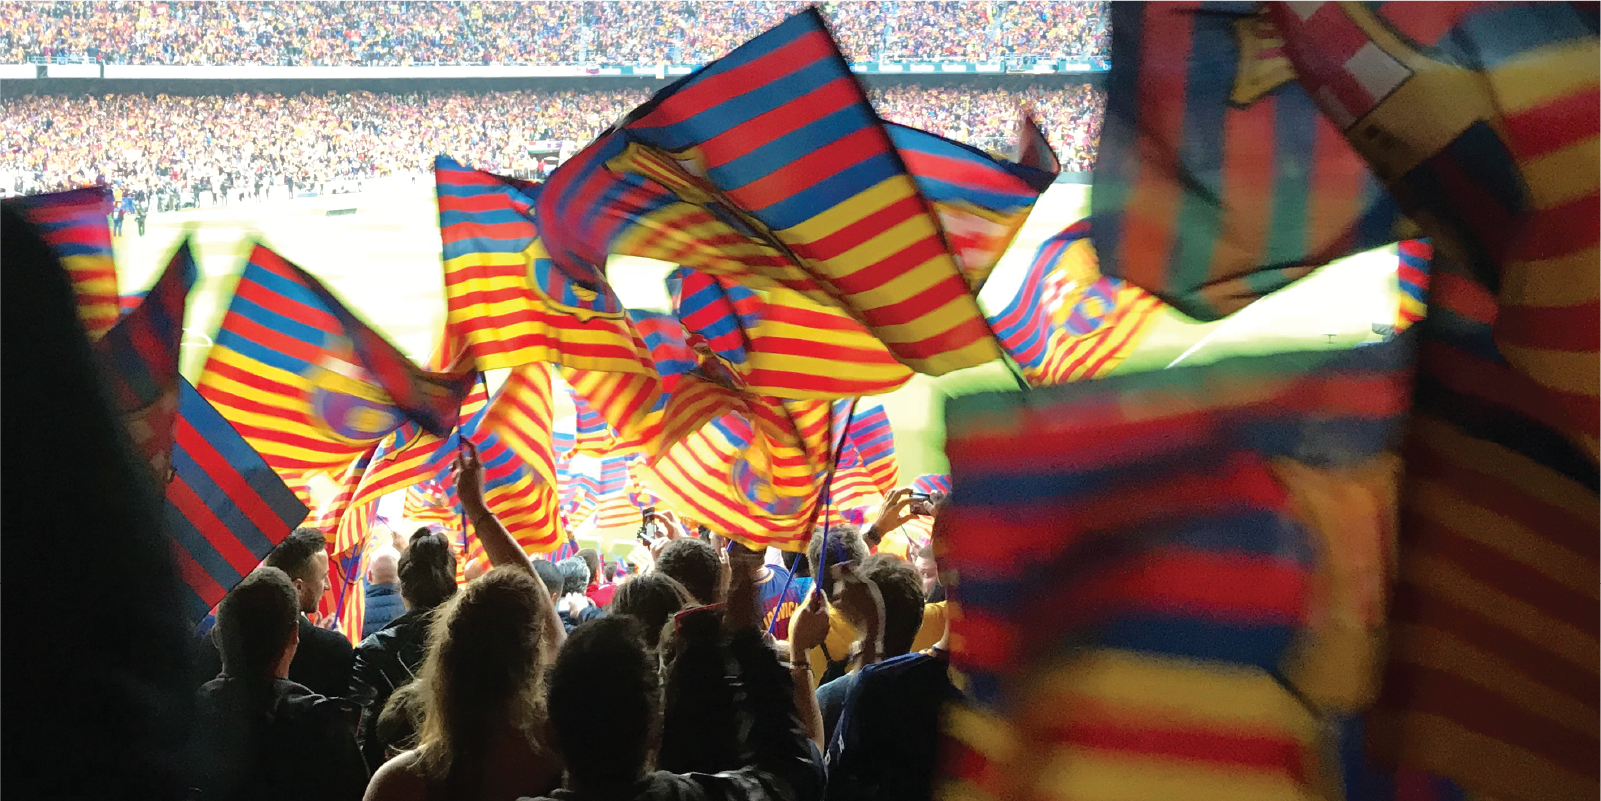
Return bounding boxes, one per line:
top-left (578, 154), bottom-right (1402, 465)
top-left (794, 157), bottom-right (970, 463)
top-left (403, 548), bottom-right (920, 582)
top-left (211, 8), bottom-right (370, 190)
top-left (348, 609), bottom-right (434, 772)
top-left (823, 653), bottom-right (960, 801)
top-left (195, 616), bottom-right (355, 701)
top-left (192, 677), bottom-right (368, 801)
top-left (361, 582), bottom-right (405, 639)
top-left (532, 630), bottom-right (823, 801)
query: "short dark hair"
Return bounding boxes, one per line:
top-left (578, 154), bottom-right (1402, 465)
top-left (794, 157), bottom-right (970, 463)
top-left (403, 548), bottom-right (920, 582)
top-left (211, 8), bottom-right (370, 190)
top-left (806, 524), bottom-right (868, 580)
top-left (611, 573), bottom-right (693, 650)
top-left (399, 530), bottom-right (458, 611)
top-left (532, 558), bottom-right (564, 597)
top-left (265, 527), bottom-right (326, 584)
top-left (846, 554), bottom-right (926, 658)
top-left (654, 538), bottom-right (721, 605)
top-left (215, 568), bottom-right (299, 679)
top-left (603, 562), bottom-right (618, 582)
top-left (547, 617), bottom-right (656, 790)
top-left (577, 548), bottom-right (601, 585)
top-left (557, 557), bottom-right (590, 596)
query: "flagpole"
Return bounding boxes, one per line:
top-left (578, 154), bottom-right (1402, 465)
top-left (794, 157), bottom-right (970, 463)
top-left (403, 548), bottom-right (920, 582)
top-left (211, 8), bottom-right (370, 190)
top-left (777, 396), bottom-right (859, 635)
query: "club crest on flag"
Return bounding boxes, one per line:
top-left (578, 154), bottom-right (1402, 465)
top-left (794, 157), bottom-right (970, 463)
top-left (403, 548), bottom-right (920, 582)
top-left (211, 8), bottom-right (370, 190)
top-left (1231, 13), bottom-right (1296, 105)
top-left (522, 237), bottom-right (626, 323)
top-left (731, 456), bottom-right (806, 516)
top-left (305, 345), bottom-right (409, 445)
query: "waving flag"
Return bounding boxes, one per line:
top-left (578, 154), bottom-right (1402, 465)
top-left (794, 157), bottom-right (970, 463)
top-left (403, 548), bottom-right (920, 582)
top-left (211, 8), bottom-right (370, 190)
top-left (1091, 2), bottom-right (1407, 321)
top-left (319, 499), bottom-right (377, 644)
top-left (404, 478), bottom-right (460, 533)
top-left (889, 116), bottom-right (1059, 289)
top-left (938, 337), bottom-right (1414, 801)
top-left (1395, 239), bottom-right (1430, 333)
top-left (197, 244), bottom-right (472, 497)
top-left (987, 221), bottom-right (1164, 385)
top-left (841, 399), bottom-right (898, 494)
top-left (7, 187), bottom-right (122, 339)
top-left (670, 268), bottom-right (914, 399)
top-left (164, 379), bottom-right (309, 623)
top-left (94, 241), bottom-right (198, 482)
top-left (910, 474), bottom-right (951, 496)
top-left (538, 9), bottom-right (1001, 376)
top-left (435, 156), bottom-right (658, 376)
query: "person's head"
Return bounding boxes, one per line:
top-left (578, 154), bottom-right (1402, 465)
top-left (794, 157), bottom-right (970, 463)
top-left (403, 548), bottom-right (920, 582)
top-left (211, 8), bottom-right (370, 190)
top-left (532, 558), bottom-right (564, 600)
top-left (577, 548), bottom-right (601, 586)
top-left (603, 562), bottom-right (617, 583)
top-left (654, 537), bottom-right (721, 605)
top-left (839, 554), bottom-right (926, 659)
top-left (462, 556), bottom-right (489, 583)
top-left (398, 529), bottom-right (458, 612)
top-left (547, 617), bottom-right (657, 792)
top-left (377, 680), bottom-right (425, 762)
top-left (807, 524), bottom-right (869, 602)
top-left (368, 547), bottom-right (400, 586)
top-left (914, 542), bottom-right (939, 598)
top-left (414, 567), bottom-right (552, 782)
top-left (214, 567), bottom-right (300, 681)
top-left (557, 557), bottom-right (590, 596)
top-left (264, 527), bottom-right (330, 614)
top-left (611, 573), bottom-right (694, 651)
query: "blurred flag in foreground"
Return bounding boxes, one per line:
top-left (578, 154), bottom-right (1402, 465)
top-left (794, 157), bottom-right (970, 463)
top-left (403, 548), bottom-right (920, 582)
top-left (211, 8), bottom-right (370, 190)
top-left (939, 335), bottom-right (1414, 800)
top-left (1394, 239), bottom-right (1430, 334)
top-left (7, 187), bottom-right (122, 339)
top-left (986, 221), bottom-right (1163, 385)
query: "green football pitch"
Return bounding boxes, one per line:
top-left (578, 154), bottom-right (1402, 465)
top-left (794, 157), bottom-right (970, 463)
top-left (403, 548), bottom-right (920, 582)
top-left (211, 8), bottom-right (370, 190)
top-left (111, 180), bottom-right (1402, 481)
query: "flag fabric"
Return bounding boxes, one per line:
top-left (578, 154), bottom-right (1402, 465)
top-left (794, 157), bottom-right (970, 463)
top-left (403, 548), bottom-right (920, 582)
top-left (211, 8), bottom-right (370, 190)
top-left (1264, 6), bottom-right (1599, 797)
top-left (319, 499), bottom-right (376, 644)
top-left (651, 399), bottom-right (836, 552)
top-left (986, 221), bottom-right (1165, 385)
top-left (166, 379), bottom-right (310, 624)
top-left (910, 474), bottom-right (952, 495)
top-left (197, 244), bottom-right (472, 498)
top-left (569, 383), bottom-right (618, 456)
top-left (669, 267), bottom-right (914, 399)
top-left (120, 291), bottom-right (147, 318)
top-left (7, 187), bottom-right (122, 339)
top-left (840, 399), bottom-right (898, 494)
top-left (1267, 0), bottom-right (1599, 456)
top-left (1091, 2), bottom-right (1408, 321)
top-left (94, 241), bottom-right (198, 482)
top-left (482, 362), bottom-right (562, 489)
top-left (888, 116), bottom-right (1059, 289)
top-left (1395, 239), bottom-right (1430, 333)
top-left (938, 336), bottom-right (1415, 801)
top-left (404, 478), bottom-right (460, 533)
top-left (537, 9), bottom-right (1001, 376)
top-left (434, 155), bottom-right (659, 376)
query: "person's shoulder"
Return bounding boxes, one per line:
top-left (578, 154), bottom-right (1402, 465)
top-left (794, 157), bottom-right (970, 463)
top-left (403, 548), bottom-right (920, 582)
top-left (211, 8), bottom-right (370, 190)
top-left (365, 750), bottom-right (428, 801)
top-left (302, 619), bottom-right (355, 652)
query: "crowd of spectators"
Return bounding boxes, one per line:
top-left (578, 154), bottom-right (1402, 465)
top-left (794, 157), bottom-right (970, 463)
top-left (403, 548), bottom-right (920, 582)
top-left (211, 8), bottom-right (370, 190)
top-left (1, 82), bottom-right (1104, 204)
top-left (0, 1), bottom-right (1109, 66)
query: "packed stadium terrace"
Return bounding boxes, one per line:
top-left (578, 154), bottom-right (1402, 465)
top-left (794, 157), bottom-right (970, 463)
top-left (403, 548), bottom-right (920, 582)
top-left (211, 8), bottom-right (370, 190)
top-left (0, 1), bottom-right (1110, 66)
top-left (0, 84), bottom-right (1106, 202)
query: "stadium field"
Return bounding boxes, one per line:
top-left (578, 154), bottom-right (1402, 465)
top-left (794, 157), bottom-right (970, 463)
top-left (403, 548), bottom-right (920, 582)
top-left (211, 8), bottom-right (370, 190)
top-left (110, 179), bottom-right (1403, 480)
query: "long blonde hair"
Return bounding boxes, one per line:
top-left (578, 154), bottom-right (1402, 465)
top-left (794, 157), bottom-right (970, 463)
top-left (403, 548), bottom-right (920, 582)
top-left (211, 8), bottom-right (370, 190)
top-left (412, 566), bottom-right (551, 791)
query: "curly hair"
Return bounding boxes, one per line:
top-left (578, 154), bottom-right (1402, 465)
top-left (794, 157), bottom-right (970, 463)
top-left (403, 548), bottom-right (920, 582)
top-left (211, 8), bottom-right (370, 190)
top-left (412, 566), bottom-right (552, 792)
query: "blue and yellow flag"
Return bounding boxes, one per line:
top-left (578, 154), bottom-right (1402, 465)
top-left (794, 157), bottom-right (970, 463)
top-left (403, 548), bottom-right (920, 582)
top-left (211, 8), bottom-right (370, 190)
top-left (7, 187), bottom-right (121, 339)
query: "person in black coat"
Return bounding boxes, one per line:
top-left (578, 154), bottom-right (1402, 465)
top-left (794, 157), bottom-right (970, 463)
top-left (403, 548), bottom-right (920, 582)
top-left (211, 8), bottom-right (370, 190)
top-left (194, 567), bottom-right (368, 801)
top-left (348, 528), bottom-right (459, 772)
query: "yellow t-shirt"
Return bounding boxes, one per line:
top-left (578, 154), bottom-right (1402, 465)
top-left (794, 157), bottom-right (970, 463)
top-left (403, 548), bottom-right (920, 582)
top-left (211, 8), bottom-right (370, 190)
top-left (791, 601), bottom-right (950, 690)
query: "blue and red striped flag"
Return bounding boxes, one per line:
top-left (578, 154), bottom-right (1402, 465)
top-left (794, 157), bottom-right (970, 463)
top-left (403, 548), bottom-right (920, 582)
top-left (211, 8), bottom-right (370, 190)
top-left (938, 335), bottom-right (1415, 801)
top-left (986, 221), bottom-right (1164, 385)
top-left (7, 187), bottom-right (122, 339)
top-left (93, 240), bottom-right (198, 482)
top-left (1395, 239), bottom-right (1430, 334)
top-left (197, 244), bottom-right (472, 499)
top-left (435, 156), bottom-right (659, 377)
top-left (1091, 2), bottom-right (1408, 321)
top-left (167, 378), bottom-right (310, 624)
top-left (909, 474), bottom-right (951, 496)
top-left (840, 399), bottom-right (898, 494)
top-left (537, 9), bottom-right (1001, 377)
top-left (888, 115), bottom-right (1059, 289)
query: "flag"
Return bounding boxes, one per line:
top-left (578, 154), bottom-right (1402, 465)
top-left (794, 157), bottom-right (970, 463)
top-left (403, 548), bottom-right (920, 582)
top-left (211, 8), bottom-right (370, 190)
top-left (910, 474), bottom-right (951, 495)
top-left (1266, 0), bottom-right (1599, 455)
top-left (166, 379), bottom-right (310, 624)
top-left (434, 156), bottom-right (658, 375)
top-left (537, 9), bottom-right (1001, 376)
top-left (888, 115), bottom-right (1059, 289)
top-left (319, 500), bottom-right (376, 644)
top-left (937, 336), bottom-right (1415, 801)
top-left (404, 478), bottom-right (460, 533)
top-left (1091, 2), bottom-right (1408, 321)
top-left (94, 241), bottom-right (198, 483)
top-left (651, 399), bottom-right (836, 552)
top-left (841, 399), bottom-right (898, 494)
top-left (1264, 6), bottom-right (1599, 796)
top-left (197, 244), bottom-right (472, 498)
top-left (7, 187), bottom-right (121, 339)
top-left (483, 362), bottom-right (562, 489)
top-left (569, 384), bottom-right (618, 456)
top-left (120, 291), bottom-right (146, 318)
top-left (986, 221), bottom-right (1164, 385)
top-left (669, 267), bottom-right (914, 399)
top-left (1395, 239), bottom-right (1430, 333)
